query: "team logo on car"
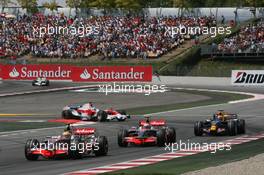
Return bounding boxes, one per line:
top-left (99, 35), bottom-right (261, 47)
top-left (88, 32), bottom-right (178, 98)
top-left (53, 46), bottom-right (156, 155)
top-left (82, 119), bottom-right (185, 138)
top-left (80, 69), bottom-right (91, 79)
top-left (9, 67), bottom-right (19, 78)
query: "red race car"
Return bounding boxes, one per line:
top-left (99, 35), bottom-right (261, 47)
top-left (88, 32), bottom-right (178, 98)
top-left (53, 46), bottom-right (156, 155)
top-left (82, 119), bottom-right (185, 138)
top-left (25, 120), bottom-right (108, 160)
top-left (118, 117), bottom-right (176, 147)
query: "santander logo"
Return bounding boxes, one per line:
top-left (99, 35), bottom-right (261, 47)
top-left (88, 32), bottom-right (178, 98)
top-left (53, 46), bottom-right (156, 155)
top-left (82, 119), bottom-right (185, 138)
top-left (80, 69), bottom-right (91, 79)
top-left (9, 67), bottom-right (20, 78)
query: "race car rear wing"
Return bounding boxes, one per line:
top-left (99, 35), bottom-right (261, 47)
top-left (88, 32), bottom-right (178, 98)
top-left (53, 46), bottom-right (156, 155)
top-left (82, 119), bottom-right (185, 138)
top-left (139, 120), bottom-right (166, 126)
top-left (73, 128), bottom-right (96, 135)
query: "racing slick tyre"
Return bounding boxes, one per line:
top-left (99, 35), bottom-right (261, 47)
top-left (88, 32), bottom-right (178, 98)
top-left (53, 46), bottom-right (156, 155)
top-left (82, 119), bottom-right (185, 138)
top-left (228, 120), bottom-right (238, 136)
top-left (118, 129), bottom-right (128, 147)
top-left (94, 136), bottom-right (108, 156)
top-left (237, 119), bottom-right (246, 134)
top-left (97, 110), bottom-right (107, 122)
top-left (45, 80), bottom-right (50, 86)
top-left (32, 81), bottom-right (36, 86)
top-left (166, 127), bottom-right (176, 143)
top-left (194, 121), bottom-right (203, 136)
top-left (62, 110), bottom-right (74, 119)
top-left (157, 129), bottom-right (166, 147)
top-left (25, 139), bottom-right (40, 161)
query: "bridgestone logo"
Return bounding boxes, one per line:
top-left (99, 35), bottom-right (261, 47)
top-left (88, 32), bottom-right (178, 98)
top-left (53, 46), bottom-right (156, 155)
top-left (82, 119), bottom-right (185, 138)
top-left (232, 70), bottom-right (264, 86)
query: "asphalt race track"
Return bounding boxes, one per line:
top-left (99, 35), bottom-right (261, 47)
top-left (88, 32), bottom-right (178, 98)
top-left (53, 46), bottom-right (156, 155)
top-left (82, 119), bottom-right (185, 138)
top-left (0, 81), bottom-right (264, 175)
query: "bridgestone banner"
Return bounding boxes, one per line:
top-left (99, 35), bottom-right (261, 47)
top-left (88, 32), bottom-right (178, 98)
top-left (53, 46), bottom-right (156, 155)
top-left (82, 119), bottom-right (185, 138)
top-left (231, 70), bottom-right (264, 86)
top-left (0, 64), bottom-right (152, 82)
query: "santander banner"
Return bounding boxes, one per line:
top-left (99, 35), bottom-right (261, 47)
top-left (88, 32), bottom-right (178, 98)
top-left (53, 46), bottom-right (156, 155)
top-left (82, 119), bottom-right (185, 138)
top-left (1, 64), bottom-right (72, 80)
top-left (1, 64), bottom-right (152, 82)
top-left (72, 66), bottom-right (152, 82)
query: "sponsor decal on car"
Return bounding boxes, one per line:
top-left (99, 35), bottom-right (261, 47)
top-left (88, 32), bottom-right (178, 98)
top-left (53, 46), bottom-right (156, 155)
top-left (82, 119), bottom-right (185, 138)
top-left (231, 70), bottom-right (264, 85)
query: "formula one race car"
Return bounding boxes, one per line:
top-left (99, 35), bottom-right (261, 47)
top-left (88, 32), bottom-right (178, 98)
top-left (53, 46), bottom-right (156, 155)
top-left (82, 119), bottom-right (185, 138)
top-left (118, 117), bottom-right (176, 147)
top-left (62, 102), bottom-right (130, 122)
top-left (25, 120), bottom-right (108, 160)
top-left (32, 77), bottom-right (50, 86)
top-left (194, 110), bottom-right (246, 136)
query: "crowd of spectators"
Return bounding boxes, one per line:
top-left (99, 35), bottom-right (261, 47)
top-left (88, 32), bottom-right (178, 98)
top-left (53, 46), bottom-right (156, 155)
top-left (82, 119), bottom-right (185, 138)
top-left (217, 20), bottom-right (264, 53)
top-left (0, 14), bottom-right (216, 59)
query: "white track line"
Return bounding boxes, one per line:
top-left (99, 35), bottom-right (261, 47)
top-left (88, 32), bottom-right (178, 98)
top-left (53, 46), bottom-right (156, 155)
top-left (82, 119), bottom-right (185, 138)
top-left (65, 133), bottom-right (264, 175)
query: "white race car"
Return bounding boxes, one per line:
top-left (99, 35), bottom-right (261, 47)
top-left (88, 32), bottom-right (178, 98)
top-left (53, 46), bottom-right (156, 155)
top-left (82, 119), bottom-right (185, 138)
top-left (32, 77), bottom-right (50, 86)
top-left (62, 103), bottom-right (130, 122)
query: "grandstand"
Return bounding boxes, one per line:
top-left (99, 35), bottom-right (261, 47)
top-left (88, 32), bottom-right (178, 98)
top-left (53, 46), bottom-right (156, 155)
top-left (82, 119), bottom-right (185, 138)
top-left (0, 14), bottom-right (216, 60)
top-left (201, 19), bottom-right (264, 59)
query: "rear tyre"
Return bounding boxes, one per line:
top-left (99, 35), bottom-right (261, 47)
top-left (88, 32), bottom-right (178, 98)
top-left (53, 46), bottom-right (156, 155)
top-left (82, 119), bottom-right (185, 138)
top-left (94, 136), bottom-right (108, 156)
top-left (25, 139), bottom-right (39, 161)
top-left (62, 110), bottom-right (73, 119)
top-left (118, 129), bottom-right (128, 147)
top-left (237, 119), bottom-right (246, 134)
top-left (46, 80), bottom-right (50, 86)
top-left (228, 120), bottom-right (237, 136)
top-left (157, 129), bottom-right (166, 147)
top-left (194, 121), bottom-right (203, 136)
top-left (166, 127), bottom-right (176, 143)
top-left (97, 110), bottom-right (107, 122)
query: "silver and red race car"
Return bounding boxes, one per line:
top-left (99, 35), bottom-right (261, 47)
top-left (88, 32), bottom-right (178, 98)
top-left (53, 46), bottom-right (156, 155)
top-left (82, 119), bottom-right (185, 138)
top-left (118, 117), bottom-right (176, 147)
top-left (62, 103), bottom-right (130, 122)
top-left (25, 120), bottom-right (108, 160)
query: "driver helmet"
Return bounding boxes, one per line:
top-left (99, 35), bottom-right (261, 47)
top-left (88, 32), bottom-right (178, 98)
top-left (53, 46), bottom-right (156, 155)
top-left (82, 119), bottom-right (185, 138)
top-left (143, 123), bottom-right (151, 129)
top-left (62, 130), bottom-right (71, 138)
top-left (216, 112), bottom-right (225, 121)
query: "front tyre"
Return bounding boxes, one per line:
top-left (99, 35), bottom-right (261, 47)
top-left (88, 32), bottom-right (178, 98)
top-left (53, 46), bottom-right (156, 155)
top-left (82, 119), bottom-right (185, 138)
top-left (157, 129), bottom-right (166, 147)
top-left (194, 121), bottom-right (203, 136)
top-left (94, 136), bottom-right (108, 156)
top-left (118, 129), bottom-right (128, 147)
top-left (166, 127), bottom-right (176, 143)
top-left (97, 110), bottom-right (107, 122)
top-left (25, 139), bottom-right (39, 161)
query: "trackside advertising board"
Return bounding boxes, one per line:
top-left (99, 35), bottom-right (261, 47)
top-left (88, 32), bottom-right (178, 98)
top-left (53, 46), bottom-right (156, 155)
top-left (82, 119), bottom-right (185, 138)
top-left (72, 66), bottom-right (152, 82)
top-left (232, 70), bottom-right (264, 86)
top-left (1, 64), bottom-right (152, 82)
top-left (1, 64), bottom-right (73, 80)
